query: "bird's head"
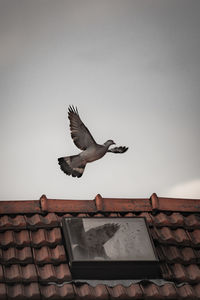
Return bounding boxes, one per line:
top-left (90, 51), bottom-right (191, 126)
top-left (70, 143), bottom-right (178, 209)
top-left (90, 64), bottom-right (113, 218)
top-left (104, 140), bottom-right (116, 147)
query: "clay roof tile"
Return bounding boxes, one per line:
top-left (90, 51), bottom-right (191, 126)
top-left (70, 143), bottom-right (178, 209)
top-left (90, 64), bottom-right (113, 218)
top-left (1, 193), bottom-right (200, 300)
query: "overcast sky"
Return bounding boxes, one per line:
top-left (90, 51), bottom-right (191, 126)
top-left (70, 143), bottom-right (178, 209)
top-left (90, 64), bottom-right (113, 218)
top-left (0, 0), bottom-right (200, 200)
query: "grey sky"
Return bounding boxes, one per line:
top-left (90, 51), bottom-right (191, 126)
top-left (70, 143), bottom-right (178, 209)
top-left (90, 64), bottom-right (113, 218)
top-left (0, 0), bottom-right (200, 200)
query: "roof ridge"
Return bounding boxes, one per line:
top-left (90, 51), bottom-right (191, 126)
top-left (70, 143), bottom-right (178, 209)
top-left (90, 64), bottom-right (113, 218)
top-left (0, 194), bottom-right (200, 215)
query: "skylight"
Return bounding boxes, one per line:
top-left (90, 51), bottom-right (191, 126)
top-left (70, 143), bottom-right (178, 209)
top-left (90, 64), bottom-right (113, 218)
top-left (62, 217), bottom-right (161, 279)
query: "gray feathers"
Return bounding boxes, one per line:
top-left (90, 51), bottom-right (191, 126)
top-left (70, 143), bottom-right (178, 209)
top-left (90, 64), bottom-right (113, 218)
top-left (68, 105), bottom-right (96, 151)
top-left (58, 106), bottom-right (128, 178)
top-left (58, 156), bottom-right (85, 178)
top-left (107, 146), bottom-right (128, 153)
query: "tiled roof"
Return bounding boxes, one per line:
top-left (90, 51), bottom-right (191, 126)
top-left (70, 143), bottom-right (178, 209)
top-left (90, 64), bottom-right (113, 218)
top-left (0, 193), bottom-right (200, 299)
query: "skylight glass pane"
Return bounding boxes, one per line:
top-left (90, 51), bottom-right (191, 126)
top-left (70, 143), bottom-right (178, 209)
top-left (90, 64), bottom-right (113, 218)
top-left (65, 218), bottom-right (156, 261)
top-left (62, 217), bottom-right (161, 279)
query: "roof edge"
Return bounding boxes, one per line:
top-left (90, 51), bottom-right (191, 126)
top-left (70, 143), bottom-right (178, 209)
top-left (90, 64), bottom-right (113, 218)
top-left (0, 200), bottom-right (41, 214)
top-left (0, 193), bottom-right (200, 214)
top-left (151, 196), bottom-right (200, 212)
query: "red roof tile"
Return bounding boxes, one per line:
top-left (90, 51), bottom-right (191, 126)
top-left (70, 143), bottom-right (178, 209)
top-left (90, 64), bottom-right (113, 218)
top-left (0, 200), bottom-right (41, 214)
top-left (33, 245), bottom-right (66, 265)
top-left (1, 193), bottom-right (200, 300)
top-left (107, 284), bottom-right (128, 299)
top-left (0, 215), bottom-right (26, 230)
top-left (188, 229), bottom-right (200, 246)
top-left (1, 247), bottom-right (33, 265)
top-left (184, 214), bottom-right (200, 228)
top-left (142, 283), bottom-right (162, 299)
top-left (37, 263), bottom-right (71, 282)
top-left (159, 283), bottom-right (177, 298)
top-left (75, 284), bottom-right (99, 299)
top-left (152, 194), bottom-right (200, 212)
top-left (0, 283), bottom-right (6, 300)
top-left (40, 283), bottom-right (74, 300)
top-left (127, 283), bottom-right (143, 298)
top-left (177, 284), bottom-right (198, 299)
top-left (26, 213), bottom-right (60, 228)
top-left (97, 197), bottom-right (152, 212)
top-left (158, 245), bottom-right (197, 265)
top-left (0, 230), bottom-right (30, 248)
top-left (1, 193), bottom-right (200, 214)
top-left (7, 283), bottom-right (40, 300)
top-left (30, 228), bottom-right (62, 247)
top-left (4, 264), bottom-right (37, 282)
top-left (93, 285), bottom-right (110, 300)
top-left (153, 227), bottom-right (191, 246)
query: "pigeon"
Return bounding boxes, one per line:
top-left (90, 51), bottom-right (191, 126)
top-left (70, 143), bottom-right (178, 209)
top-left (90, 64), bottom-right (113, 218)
top-left (58, 105), bottom-right (128, 178)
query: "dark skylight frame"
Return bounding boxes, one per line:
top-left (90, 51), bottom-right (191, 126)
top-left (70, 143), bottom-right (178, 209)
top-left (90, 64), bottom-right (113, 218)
top-left (62, 217), bottom-right (161, 279)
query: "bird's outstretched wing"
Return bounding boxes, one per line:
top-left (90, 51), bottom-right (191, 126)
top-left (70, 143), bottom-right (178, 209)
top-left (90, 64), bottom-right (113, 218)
top-left (107, 146), bottom-right (128, 153)
top-left (68, 105), bottom-right (97, 150)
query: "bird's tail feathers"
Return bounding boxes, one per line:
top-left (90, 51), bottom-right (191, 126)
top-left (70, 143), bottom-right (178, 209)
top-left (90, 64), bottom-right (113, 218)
top-left (58, 155), bottom-right (86, 178)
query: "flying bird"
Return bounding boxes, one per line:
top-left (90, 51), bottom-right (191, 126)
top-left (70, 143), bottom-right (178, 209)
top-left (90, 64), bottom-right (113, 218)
top-left (58, 105), bottom-right (128, 177)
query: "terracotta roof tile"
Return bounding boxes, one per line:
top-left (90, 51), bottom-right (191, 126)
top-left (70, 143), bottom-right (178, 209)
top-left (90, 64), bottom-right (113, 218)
top-left (159, 283), bottom-right (177, 298)
top-left (42, 198), bottom-right (96, 213)
top-left (151, 196), bottom-right (200, 212)
top-left (0, 230), bottom-right (30, 248)
top-left (106, 284), bottom-right (127, 299)
top-left (170, 212), bottom-right (185, 227)
top-left (171, 264), bottom-right (188, 282)
top-left (154, 213), bottom-right (171, 227)
top-left (159, 263), bottom-right (173, 280)
top-left (30, 228), bottom-right (62, 247)
top-left (26, 213), bottom-right (60, 228)
top-left (153, 227), bottom-right (191, 246)
top-left (1, 247), bottom-right (33, 265)
top-left (141, 283), bottom-right (162, 299)
top-left (40, 283), bottom-right (74, 300)
top-left (75, 284), bottom-right (99, 299)
top-left (164, 246), bottom-right (181, 263)
top-left (177, 284), bottom-right (198, 299)
top-left (186, 264), bottom-right (200, 283)
top-left (37, 263), bottom-right (71, 282)
top-left (93, 213), bottom-right (107, 217)
top-left (154, 227), bottom-right (175, 244)
top-left (188, 229), bottom-right (200, 246)
top-left (173, 228), bottom-right (190, 245)
top-left (1, 194), bottom-right (200, 300)
top-left (1, 194), bottom-right (200, 215)
top-left (181, 247), bottom-right (197, 263)
top-left (3, 264), bottom-right (37, 282)
top-left (138, 212), bottom-right (153, 224)
top-left (0, 228), bottom-right (63, 249)
top-left (154, 212), bottom-right (185, 228)
top-left (7, 283), bottom-right (40, 300)
top-left (184, 214), bottom-right (200, 228)
top-left (92, 285), bottom-right (109, 300)
top-left (101, 198), bottom-right (152, 212)
top-left (127, 283), bottom-right (143, 298)
top-left (0, 215), bottom-right (26, 231)
top-left (158, 245), bottom-right (197, 265)
top-left (27, 214), bottom-right (45, 227)
top-left (0, 283), bottom-right (6, 300)
top-left (33, 245), bottom-right (66, 265)
top-left (0, 200), bottom-right (41, 214)
top-left (0, 282), bottom-right (200, 299)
